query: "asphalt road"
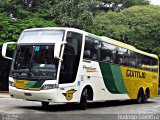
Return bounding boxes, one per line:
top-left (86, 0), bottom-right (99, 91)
top-left (0, 94), bottom-right (160, 120)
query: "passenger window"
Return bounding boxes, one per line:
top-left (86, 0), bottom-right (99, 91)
top-left (139, 55), bottom-right (150, 70)
top-left (101, 42), bottom-right (116, 63)
top-left (117, 47), bottom-right (128, 65)
top-left (128, 50), bottom-right (137, 67)
top-left (150, 58), bottom-right (158, 72)
top-left (83, 36), bottom-right (101, 61)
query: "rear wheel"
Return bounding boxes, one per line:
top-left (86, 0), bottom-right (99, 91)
top-left (41, 101), bottom-right (49, 107)
top-left (143, 90), bottom-right (149, 103)
top-left (79, 89), bottom-right (88, 110)
top-left (137, 89), bottom-right (144, 104)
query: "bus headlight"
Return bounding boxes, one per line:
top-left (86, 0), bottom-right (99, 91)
top-left (9, 81), bottom-right (16, 87)
top-left (41, 84), bottom-right (59, 90)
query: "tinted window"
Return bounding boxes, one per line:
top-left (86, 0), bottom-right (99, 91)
top-left (137, 54), bottom-right (158, 72)
top-left (117, 47), bottom-right (128, 65)
top-left (101, 42), bottom-right (116, 63)
top-left (83, 36), bottom-right (101, 61)
top-left (83, 38), bottom-right (158, 72)
top-left (150, 58), bottom-right (158, 72)
top-left (59, 32), bottom-right (82, 84)
top-left (128, 50), bottom-right (137, 67)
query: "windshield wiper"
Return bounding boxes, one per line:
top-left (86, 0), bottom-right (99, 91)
top-left (11, 69), bottom-right (29, 73)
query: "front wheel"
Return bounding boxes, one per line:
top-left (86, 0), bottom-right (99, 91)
top-left (79, 89), bottom-right (88, 110)
top-left (41, 101), bottom-right (49, 107)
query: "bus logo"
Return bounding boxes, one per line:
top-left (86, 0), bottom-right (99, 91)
top-left (126, 70), bottom-right (146, 79)
top-left (83, 65), bottom-right (97, 72)
top-left (62, 89), bottom-right (77, 101)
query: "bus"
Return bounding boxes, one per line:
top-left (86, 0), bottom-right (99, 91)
top-left (2, 27), bottom-right (159, 110)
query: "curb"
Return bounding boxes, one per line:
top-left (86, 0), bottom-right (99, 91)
top-left (0, 93), bottom-right (10, 98)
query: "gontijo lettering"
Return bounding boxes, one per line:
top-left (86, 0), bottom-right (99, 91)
top-left (126, 70), bottom-right (146, 79)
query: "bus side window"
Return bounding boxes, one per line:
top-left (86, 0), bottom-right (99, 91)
top-left (83, 36), bottom-right (100, 61)
top-left (151, 58), bottom-right (158, 72)
top-left (83, 36), bottom-right (91, 60)
top-left (116, 47), bottom-right (128, 65)
top-left (101, 42), bottom-right (116, 63)
top-left (128, 50), bottom-right (136, 67)
top-left (137, 53), bottom-right (142, 68)
top-left (84, 50), bottom-right (91, 59)
top-left (140, 55), bottom-right (150, 71)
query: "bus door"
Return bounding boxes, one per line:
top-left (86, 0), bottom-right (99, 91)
top-left (57, 32), bottom-right (83, 102)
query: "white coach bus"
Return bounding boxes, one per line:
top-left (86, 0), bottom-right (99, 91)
top-left (2, 27), bottom-right (159, 110)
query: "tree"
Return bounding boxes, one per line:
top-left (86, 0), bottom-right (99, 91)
top-left (0, 0), bottom-right (56, 19)
top-left (0, 0), bottom-right (31, 19)
top-left (52, 0), bottom-right (98, 29)
top-left (91, 5), bottom-right (160, 56)
top-left (98, 0), bottom-right (149, 11)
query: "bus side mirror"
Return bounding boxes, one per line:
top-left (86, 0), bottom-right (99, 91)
top-left (54, 42), bottom-right (66, 60)
top-left (2, 42), bottom-right (16, 60)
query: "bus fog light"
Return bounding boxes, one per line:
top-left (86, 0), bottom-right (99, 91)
top-left (9, 81), bottom-right (15, 87)
top-left (42, 84), bottom-right (59, 90)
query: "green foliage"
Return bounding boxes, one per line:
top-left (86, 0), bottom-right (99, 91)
top-left (98, 0), bottom-right (149, 11)
top-left (0, 0), bottom-right (31, 19)
top-left (53, 0), bottom-right (98, 29)
top-left (91, 5), bottom-right (160, 56)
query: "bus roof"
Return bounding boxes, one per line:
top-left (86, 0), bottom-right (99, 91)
top-left (23, 27), bottom-right (87, 34)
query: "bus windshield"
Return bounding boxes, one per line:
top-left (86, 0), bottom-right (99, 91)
top-left (18, 30), bottom-right (64, 44)
top-left (10, 30), bottom-right (65, 80)
top-left (10, 45), bottom-right (59, 80)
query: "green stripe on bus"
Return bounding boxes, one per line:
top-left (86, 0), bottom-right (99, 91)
top-left (24, 81), bottom-right (37, 89)
top-left (32, 81), bottom-right (44, 88)
top-left (99, 62), bottom-right (120, 94)
top-left (99, 62), bottom-right (127, 94)
top-left (24, 81), bottom-right (44, 89)
top-left (111, 65), bottom-right (128, 94)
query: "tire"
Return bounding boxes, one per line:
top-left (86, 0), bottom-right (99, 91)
top-left (137, 89), bottom-right (143, 104)
top-left (79, 89), bottom-right (88, 110)
top-left (41, 101), bottom-right (49, 107)
top-left (143, 91), bottom-right (149, 103)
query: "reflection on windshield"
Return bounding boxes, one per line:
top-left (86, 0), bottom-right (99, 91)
top-left (18, 30), bottom-right (64, 44)
top-left (11, 45), bottom-right (58, 80)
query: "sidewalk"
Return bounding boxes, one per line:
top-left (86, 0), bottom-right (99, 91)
top-left (0, 93), bottom-right (10, 98)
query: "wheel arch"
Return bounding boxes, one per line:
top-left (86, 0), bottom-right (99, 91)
top-left (139, 87), bottom-right (144, 93)
top-left (80, 84), bottom-right (94, 101)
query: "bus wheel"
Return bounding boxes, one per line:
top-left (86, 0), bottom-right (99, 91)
top-left (137, 89), bottom-right (143, 104)
top-left (143, 89), bottom-right (149, 103)
top-left (79, 89), bottom-right (88, 110)
top-left (41, 101), bottom-right (49, 107)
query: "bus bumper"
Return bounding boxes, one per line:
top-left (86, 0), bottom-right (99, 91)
top-left (9, 86), bottom-right (58, 102)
